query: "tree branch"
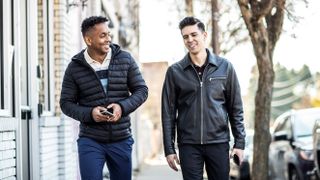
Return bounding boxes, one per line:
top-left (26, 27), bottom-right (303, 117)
top-left (221, 36), bottom-right (249, 55)
top-left (237, 0), bottom-right (252, 30)
top-left (266, 0), bottom-right (286, 56)
top-left (253, 0), bottom-right (274, 19)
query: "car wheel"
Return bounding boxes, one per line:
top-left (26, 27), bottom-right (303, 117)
top-left (239, 162), bottom-right (250, 180)
top-left (289, 167), bottom-right (300, 180)
top-left (316, 151), bottom-right (320, 179)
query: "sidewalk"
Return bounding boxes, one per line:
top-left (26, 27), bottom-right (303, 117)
top-left (134, 157), bottom-right (183, 180)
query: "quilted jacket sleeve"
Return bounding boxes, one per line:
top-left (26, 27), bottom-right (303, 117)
top-left (59, 63), bottom-right (94, 123)
top-left (117, 56), bottom-right (148, 116)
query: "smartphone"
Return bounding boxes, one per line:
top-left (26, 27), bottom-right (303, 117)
top-left (233, 154), bottom-right (240, 166)
top-left (101, 108), bottom-right (114, 116)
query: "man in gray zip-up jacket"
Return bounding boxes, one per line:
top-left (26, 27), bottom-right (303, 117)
top-left (60, 16), bottom-right (148, 180)
top-left (161, 17), bottom-right (245, 180)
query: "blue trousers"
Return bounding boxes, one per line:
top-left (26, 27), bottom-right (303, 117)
top-left (178, 143), bottom-right (230, 180)
top-left (77, 136), bottom-right (134, 180)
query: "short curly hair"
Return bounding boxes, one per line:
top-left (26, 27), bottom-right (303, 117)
top-left (81, 16), bottom-right (109, 36)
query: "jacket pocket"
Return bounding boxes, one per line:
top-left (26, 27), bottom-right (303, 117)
top-left (207, 76), bottom-right (227, 100)
top-left (218, 107), bottom-right (228, 126)
top-left (208, 76), bottom-right (227, 82)
top-left (206, 106), bottom-right (228, 139)
top-left (207, 76), bottom-right (227, 88)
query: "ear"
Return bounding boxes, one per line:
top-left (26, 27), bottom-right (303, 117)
top-left (203, 31), bottom-right (208, 39)
top-left (84, 36), bottom-right (92, 46)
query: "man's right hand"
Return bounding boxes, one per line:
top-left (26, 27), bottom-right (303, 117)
top-left (92, 106), bottom-right (111, 122)
top-left (166, 154), bottom-right (180, 171)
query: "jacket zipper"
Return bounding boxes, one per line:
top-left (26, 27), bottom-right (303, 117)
top-left (82, 61), bottom-right (108, 98)
top-left (200, 81), bottom-right (203, 144)
top-left (191, 64), bottom-right (208, 144)
top-left (77, 55), bottom-right (112, 139)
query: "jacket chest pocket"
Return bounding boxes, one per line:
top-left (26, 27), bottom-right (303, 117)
top-left (207, 76), bottom-right (227, 86)
top-left (207, 76), bottom-right (227, 99)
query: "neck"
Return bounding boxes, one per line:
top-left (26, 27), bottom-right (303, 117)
top-left (87, 48), bottom-right (106, 64)
top-left (190, 49), bottom-right (207, 66)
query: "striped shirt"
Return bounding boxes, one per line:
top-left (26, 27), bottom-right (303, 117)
top-left (84, 49), bottom-right (112, 93)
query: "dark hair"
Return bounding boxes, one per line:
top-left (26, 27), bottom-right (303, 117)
top-left (179, 17), bottom-right (205, 32)
top-left (81, 16), bottom-right (109, 36)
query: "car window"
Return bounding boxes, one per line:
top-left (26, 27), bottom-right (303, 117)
top-left (274, 117), bottom-right (292, 138)
top-left (275, 117), bottom-right (291, 132)
top-left (294, 113), bottom-right (320, 137)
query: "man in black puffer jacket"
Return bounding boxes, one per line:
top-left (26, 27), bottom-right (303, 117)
top-left (60, 16), bottom-right (148, 180)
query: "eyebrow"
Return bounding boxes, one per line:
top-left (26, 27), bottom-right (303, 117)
top-left (182, 32), bottom-right (198, 37)
top-left (100, 31), bottom-right (111, 36)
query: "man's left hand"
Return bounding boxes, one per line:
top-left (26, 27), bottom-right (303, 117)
top-left (231, 148), bottom-right (244, 165)
top-left (106, 103), bottom-right (122, 122)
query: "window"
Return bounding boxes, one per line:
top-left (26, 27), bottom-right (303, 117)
top-left (275, 116), bottom-right (292, 139)
top-left (38, 0), bottom-right (54, 115)
top-left (294, 112), bottom-right (320, 137)
top-left (0, 0), bottom-right (14, 116)
top-left (20, 0), bottom-right (29, 106)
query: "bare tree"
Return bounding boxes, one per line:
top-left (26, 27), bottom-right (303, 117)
top-left (114, 0), bottom-right (140, 56)
top-left (211, 0), bottom-right (220, 54)
top-left (185, 0), bottom-right (194, 16)
top-left (236, 0), bottom-right (286, 179)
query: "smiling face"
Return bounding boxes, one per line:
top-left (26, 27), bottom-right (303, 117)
top-left (84, 22), bottom-right (111, 56)
top-left (181, 24), bottom-right (207, 55)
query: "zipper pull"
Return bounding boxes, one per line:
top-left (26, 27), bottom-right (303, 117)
top-left (200, 82), bottom-right (203, 87)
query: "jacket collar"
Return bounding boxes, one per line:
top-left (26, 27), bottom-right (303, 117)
top-left (71, 43), bottom-right (120, 64)
top-left (181, 49), bottom-right (218, 69)
top-left (84, 48), bottom-right (112, 65)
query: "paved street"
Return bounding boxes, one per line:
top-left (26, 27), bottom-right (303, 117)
top-left (134, 157), bottom-right (183, 180)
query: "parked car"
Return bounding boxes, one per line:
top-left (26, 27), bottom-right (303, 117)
top-left (312, 118), bottom-right (320, 179)
top-left (229, 129), bottom-right (254, 180)
top-left (269, 108), bottom-right (320, 180)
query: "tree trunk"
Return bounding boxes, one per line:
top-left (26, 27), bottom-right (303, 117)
top-left (237, 0), bottom-right (285, 179)
top-left (185, 0), bottom-right (193, 16)
top-left (211, 0), bottom-right (220, 54)
top-left (252, 51), bottom-right (274, 180)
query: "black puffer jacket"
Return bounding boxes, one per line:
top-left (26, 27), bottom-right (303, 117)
top-left (60, 44), bottom-right (148, 142)
top-left (162, 49), bottom-right (245, 156)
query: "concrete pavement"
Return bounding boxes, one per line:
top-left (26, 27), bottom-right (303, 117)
top-left (134, 157), bottom-right (183, 180)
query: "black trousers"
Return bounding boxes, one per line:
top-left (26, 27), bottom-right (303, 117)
top-left (178, 143), bottom-right (230, 180)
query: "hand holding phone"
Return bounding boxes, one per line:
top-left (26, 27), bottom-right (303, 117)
top-left (100, 108), bottom-right (114, 116)
top-left (233, 154), bottom-right (240, 166)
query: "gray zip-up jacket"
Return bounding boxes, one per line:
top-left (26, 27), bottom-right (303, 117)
top-left (161, 49), bottom-right (245, 156)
